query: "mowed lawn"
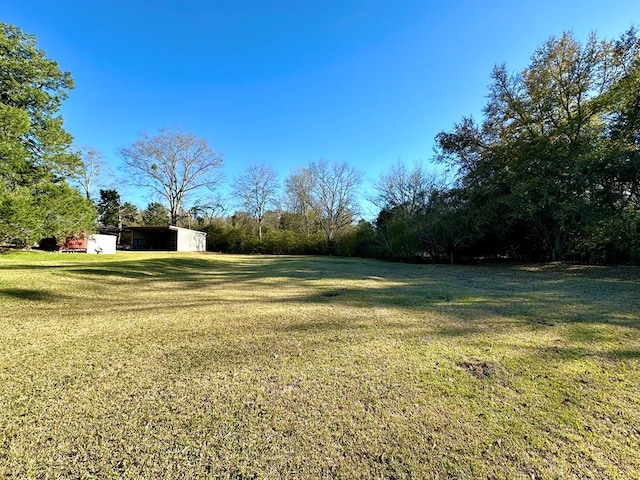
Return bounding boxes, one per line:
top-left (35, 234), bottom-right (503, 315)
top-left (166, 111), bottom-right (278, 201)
top-left (0, 252), bottom-right (639, 479)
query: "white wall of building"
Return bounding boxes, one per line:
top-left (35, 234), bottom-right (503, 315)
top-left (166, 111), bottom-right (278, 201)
top-left (87, 234), bottom-right (117, 254)
top-left (174, 227), bottom-right (207, 252)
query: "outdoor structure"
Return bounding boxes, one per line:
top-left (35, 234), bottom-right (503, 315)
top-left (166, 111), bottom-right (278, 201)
top-left (127, 226), bottom-right (206, 252)
top-left (87, 234), bottom-right (117, 254)
top-left (39, 233), bottom-right (117, 254)
top-left (58, 236), bottom-right (87, 252)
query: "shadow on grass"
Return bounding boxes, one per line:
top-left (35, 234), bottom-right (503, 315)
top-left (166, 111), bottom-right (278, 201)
top-left (5, 255), bottom-right (640, 341)
top-left (65, 256), bottom-right (331, 284)
top-left (0, 288), bottom-right (60, 301)
top-left (517, 344), bottom-right (640, 363)
top-left (609, 349), bottom-right (640, 359)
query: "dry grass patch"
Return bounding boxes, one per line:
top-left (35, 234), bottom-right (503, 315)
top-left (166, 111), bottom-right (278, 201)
top-left (0, 251), bottom-right (639, 478)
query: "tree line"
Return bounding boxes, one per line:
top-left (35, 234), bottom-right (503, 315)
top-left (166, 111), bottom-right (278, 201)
top-left (2, 21), bottom-right (639, 264)
top-left (95, 156), bottom-right (365, 256)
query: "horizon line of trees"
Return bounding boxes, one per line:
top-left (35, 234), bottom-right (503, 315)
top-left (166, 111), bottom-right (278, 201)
top-left (2, 21), bottom-right (639, 264)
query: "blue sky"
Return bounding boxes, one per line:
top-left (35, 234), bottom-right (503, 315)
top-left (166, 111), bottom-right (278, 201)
top-left (4, 1), bottom-right (640, 213)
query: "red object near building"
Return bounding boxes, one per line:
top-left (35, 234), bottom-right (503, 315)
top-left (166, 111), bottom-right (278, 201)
top-left (59, 236), bottom-right (87, 252)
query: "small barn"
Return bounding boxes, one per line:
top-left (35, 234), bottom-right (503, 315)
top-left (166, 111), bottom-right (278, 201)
top-left (39, 233), bottom-right (117, 254)
top-left (128, 226), bottom-right (206, 252)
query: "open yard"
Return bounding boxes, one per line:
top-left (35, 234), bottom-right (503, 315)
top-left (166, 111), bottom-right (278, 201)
top-left (0, 252), bottom-right (639, 479)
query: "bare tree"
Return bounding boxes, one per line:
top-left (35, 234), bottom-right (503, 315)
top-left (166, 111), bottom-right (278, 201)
top-left (69, 146), bottom-right (108, 201)
top-left (372, 159), bottom-right (453, 261)
top-left (372, 159), bottom-right (440, 212)
top-left (119, 129), bottom-right (223, 225)
top-left (307, 159), bottom-right (362, 247)
top-left (284, 167), bottom-right (315, 234)
top-left (233, 163), bottom-right (279, 243)
top-left (188, 195), bottom-right (228, 228)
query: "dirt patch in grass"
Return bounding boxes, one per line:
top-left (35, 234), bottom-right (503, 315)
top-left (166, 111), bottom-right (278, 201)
top-left (458, 360), bottom-right (493, 379)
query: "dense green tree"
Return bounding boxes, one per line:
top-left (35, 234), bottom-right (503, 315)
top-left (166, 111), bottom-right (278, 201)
top-left (374, 206), bottom-right (423, 260)
top-left (0, 182), bottom-right (95, 248)
top-left (120, 202), bottom-right (140, 226)
top-left (592, 28), bottom-right (640, 262)
top-left (96, 189), bottom-right (139, 228)
top-left (436, 29), bottom-right (640, 262)
top-left (0, 103), bottom-right (29, 180)
top-left (97, 189), bottom-right (121, 227)
top-left (0, 23), bottom-right (96, 246)
top-left (344, 220), bottom-right (378, 258)
top-left (0, 22), bottom-right (79, 178)
top-left (142, 202), bottom-right (170, 226)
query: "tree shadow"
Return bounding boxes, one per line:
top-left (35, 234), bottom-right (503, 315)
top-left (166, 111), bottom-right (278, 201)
top-left (5, 255), bottom-right (639, 359)
top-left (0, 288), bottom-right (60, 301)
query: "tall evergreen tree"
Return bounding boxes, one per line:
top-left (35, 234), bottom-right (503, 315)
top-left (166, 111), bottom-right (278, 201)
top-left (141, 202), bottom-right (170, 226)
top-left (0, 22), bottom-right (96, 247)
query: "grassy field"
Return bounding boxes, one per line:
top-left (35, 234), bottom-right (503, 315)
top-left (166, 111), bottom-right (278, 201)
top-left (0, 251), bottom-right (638, 479)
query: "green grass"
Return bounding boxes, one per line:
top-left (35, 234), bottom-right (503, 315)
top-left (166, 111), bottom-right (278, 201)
top-left (1, 251), bottom-right (639, 479)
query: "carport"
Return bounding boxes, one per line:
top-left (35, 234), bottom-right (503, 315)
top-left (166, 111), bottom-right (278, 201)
top-left (128, 226), bottom-right (206, 252)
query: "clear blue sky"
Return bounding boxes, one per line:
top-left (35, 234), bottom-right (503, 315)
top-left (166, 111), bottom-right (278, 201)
top-left (4, 1), bottom-right (640, 213)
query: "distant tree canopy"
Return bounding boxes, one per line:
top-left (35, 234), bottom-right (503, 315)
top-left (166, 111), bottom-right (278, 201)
top-left (97, 189), bottom-right (120, 227)
top-left (370, 160), bottom-right (450, 261)
top-left (0, 22), bottom-right (95, 247)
